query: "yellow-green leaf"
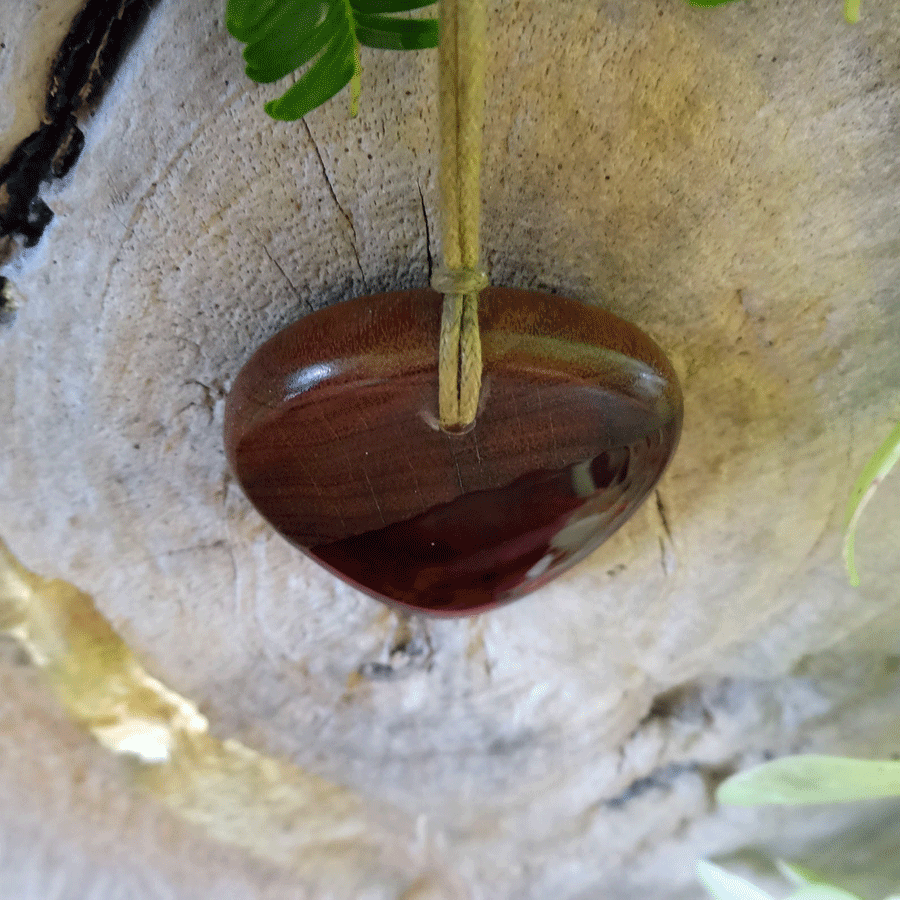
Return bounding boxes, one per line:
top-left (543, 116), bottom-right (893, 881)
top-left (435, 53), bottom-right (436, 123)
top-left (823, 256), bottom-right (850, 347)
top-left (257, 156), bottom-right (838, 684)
top-left (843, 422), bottom-right (900, 586)
top-left (718, 755), bottom-right (900, 806)
top-left (697, 861), bottom-right (775, 900)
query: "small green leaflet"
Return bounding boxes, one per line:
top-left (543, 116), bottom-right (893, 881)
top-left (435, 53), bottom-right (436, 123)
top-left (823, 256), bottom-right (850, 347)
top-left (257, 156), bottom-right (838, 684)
top-left (685, 0), bottom-right (862, 22)
top-left (698, 861), bottom-right (880, 900)
top-left (226, 0), bottom-right (438, 121)
top-left (776, 860), bottom-right (823, 887)
top-left (697, 862), bottom-right (775, 900)
top-left (843, 421), bottom-right (900, 586)
top-left (716, 754), bottom-right (900, 806)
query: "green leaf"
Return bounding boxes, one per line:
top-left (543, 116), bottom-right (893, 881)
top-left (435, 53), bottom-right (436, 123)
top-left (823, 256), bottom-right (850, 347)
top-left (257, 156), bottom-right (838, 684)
top-left (351, 0), bottom-right (436, 11)
top-left (776, 861), bottom-right (819, 887)
top-left (355, 11), bottom-right (439, 50)
top-left (686, 0), bottom-right (743, 7)
top-left (787, 889), bottom-right (862, 900)
top-left (226, 0), bottom-right (437, 120)
top-left (776, 862), bottom-right (866, 900)
top-left (698, 862), bottom-right (866, 900)
top-left (843, 421), bottom-right (900, 586)
top-left (697, 861), bottom-right (775, 900)
top-left (244, 0), bottom-right (333, 83)
top-left (264, 19), bottom-right (357, 120)
top-left (226, 0), bottom-right (283, 42)
top-left (717, 755), bottom-right (900, 806)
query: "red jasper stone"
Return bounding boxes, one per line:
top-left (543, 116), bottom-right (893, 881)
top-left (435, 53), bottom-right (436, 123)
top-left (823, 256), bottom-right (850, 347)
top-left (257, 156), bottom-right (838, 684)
top-left (224, 287), bottom-right (682, 617)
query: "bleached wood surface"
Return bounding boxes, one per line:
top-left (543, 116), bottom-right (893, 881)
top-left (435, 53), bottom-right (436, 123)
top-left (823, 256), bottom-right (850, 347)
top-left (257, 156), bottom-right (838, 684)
top-left (2, 1), bottom-right (900, 897)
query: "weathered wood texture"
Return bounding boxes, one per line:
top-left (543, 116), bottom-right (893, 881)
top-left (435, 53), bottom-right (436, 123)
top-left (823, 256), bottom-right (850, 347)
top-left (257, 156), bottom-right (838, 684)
top-left (2, 1), bottom-right (900, 898)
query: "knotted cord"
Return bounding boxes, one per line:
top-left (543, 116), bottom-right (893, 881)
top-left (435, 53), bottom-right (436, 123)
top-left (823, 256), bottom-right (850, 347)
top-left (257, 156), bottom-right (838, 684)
top-left (433, 0), bottom-right (488, 431)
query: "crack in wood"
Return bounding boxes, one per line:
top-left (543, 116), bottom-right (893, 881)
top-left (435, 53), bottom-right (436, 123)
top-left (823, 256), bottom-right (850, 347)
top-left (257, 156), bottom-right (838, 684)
top-left (654, 489), bottom-right (676, 576)
top-left (417, 181), bottom-right (433, 285)
top-left (655, 490), bottom-right (673, 542)
top-left (263, 244), bottom-right (312, 312)
top-left (301, 118), bottom-right (368, 293)
top-left (604, 761), bottom-right (736, 810)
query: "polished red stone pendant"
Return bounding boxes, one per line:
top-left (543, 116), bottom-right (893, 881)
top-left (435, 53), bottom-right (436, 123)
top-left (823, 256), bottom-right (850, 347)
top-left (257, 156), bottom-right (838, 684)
top-left (224, 287), bottom-right (682, 616)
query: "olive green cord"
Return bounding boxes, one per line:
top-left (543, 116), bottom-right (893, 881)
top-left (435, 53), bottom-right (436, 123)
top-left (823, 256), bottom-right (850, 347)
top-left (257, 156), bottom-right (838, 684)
top-left (434, 0), bottom-right (488, 431)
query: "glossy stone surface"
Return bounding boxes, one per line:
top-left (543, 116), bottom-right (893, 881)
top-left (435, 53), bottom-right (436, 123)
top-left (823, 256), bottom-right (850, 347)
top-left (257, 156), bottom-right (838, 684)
top-left (224, 288), bottom-right (682, 616)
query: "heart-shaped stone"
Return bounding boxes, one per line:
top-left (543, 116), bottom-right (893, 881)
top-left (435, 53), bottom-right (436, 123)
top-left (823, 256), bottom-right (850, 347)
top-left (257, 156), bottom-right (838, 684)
top-left (224, 287), bottom-right (682, 616)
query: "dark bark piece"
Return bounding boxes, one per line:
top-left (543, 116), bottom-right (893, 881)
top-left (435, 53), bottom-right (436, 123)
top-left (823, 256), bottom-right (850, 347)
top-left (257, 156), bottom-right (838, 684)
top-left (47, 0), bottom-right (158, 117)
top-left (225, 288), bottom-right (683, 617)
top-left (50, 121), bottom-right (86, 180)
top-left (0, 119), bottom-right (71, 246)
top-left (0, 0), bottom-right (159, 248)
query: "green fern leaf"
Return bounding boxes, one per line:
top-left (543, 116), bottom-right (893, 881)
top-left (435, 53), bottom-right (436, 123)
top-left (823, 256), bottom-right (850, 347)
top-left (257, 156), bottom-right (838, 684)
top-left (354, 11), bottom-right (438, 50)
top-left (265, 17), bottom-right (357, 120)
top-left (226, 0), bottom-right (283, 42)
top-left (243, 1), bottom-right (334, 83)
top-left (351, 0), bottom-right (436, 11)
top-left (226, 0), bottom-right (438, 121)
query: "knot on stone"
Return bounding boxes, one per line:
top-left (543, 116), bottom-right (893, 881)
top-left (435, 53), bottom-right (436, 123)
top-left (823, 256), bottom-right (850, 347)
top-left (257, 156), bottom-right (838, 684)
top-left (431, 267), bottom-right (489, 296)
